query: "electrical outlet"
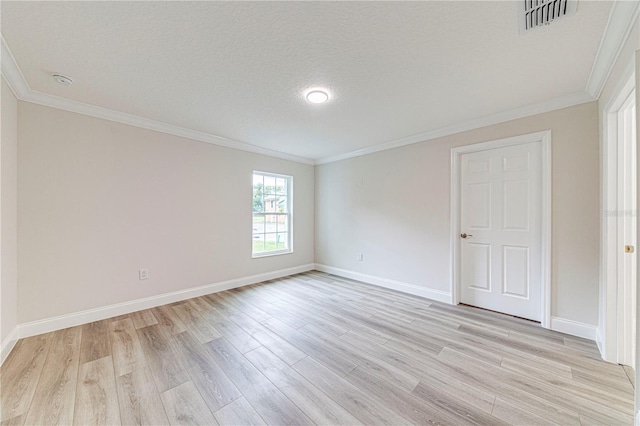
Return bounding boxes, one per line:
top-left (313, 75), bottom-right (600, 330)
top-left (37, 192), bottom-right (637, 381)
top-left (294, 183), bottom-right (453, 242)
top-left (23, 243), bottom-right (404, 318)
top-left (357, 253), bottom-right (364, 261)
top-left (357, 177), bottom-right (364, 187)
top-left (139, 268), bottom-right (149, 280)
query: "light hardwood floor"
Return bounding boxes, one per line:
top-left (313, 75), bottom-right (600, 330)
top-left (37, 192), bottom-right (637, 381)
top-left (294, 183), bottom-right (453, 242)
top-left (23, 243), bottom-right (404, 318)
top-left (1, 271), bottom-right (634, 425)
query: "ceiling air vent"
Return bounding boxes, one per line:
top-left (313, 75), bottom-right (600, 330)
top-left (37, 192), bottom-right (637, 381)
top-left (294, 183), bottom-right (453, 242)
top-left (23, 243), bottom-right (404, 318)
top-left (518, 0), bottom-right (577, 34)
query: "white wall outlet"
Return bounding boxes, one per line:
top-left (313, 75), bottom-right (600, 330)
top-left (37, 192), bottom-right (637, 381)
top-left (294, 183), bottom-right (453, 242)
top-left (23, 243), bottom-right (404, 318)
top-left (357, 253), bottom-right (364, 261)
top-left (357, 177), bottom-right (364, 187)
top-left (139, 268), bottom-right (149, 280)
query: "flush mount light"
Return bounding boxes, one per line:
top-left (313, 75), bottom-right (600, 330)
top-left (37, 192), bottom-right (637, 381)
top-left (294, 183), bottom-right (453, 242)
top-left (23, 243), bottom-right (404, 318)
top-left (306, 90), bottom-right (329, 104)
top-left (52, 74), bottom-right (73, 86)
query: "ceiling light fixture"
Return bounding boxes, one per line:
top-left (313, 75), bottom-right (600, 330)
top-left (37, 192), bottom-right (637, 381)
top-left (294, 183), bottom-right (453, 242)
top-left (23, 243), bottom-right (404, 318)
top-left (306, 90), bottom-right (329, 104)
top-left (52, 74), bottom-right (73, 86)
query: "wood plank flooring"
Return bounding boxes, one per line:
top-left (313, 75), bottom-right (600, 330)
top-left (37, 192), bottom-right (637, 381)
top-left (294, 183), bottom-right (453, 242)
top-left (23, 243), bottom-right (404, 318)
top-left (1, 271), bottom-right (634, 425)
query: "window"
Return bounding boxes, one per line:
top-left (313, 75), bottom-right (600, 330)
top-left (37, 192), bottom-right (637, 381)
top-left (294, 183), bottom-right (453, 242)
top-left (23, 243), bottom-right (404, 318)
top-left (252, 171), bottom-right (292, 257)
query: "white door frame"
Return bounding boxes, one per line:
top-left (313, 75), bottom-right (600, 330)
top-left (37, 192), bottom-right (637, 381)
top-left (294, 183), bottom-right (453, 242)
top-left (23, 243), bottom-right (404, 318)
top-left (600, 71), bottom-right (636, 364)
top-left (450, 131), bottom-right (552, 328)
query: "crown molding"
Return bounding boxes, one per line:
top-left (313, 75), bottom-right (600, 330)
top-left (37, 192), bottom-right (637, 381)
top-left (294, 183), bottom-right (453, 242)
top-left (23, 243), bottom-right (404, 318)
top-left (585, 0), bottom-right (640, 99)
top-left (1, 37), bottom-right (30, 98)
top-left (23, 90), bottom-right (315, 165)
top-left (0, 36), bottom-right (314, 166)
top-left (315, 91), bottom-right (594, 165)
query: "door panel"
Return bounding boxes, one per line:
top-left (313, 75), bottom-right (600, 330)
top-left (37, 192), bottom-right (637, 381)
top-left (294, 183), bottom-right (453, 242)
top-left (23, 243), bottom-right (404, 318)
top-left (502, 245), bottom-right (529, 298)
top-left (503, 180), bottom-right (529, 230)
top-left (460, 142), bottom-right (541, 321)
top-left (468, 183), bottom-right (491, 229)
top-left (502, 153), bottom-right (529, 173)
top-left (467, 243), bottom-right (491, 291)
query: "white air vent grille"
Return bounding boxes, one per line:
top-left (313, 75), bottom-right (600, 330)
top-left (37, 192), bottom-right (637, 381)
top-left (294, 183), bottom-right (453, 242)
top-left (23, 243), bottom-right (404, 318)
top-left (519, 0), bottom-right (577, 34)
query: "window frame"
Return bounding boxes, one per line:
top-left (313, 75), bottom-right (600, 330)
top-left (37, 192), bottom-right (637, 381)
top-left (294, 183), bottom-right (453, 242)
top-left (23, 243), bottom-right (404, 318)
top-left (252, 170), bottom-right (293, 258)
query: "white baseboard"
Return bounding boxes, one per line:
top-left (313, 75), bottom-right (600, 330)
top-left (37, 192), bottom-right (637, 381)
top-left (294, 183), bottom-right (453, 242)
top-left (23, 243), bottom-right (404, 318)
top-left (0, 326), bottom-right (19, 366)
top-left (550, 316), bottom-right (597, 340)
top-left (17, 264), bottom-right (314, 340)
top-left (314, 264), bottom-right (452, 304)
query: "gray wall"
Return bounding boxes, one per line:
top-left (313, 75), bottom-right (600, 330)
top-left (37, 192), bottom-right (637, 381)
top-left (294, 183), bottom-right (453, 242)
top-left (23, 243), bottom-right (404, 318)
top-left (316, 102), bottom-right (600, 326)
top-left (17, 102), bottom-right (315, 323)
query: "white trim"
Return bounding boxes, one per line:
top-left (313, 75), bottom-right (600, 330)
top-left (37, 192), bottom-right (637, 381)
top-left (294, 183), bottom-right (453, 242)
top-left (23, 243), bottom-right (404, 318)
top-left (450, 131), bottom-right (552, 328)
top-left (585, 0), bottom-right (640, 99)
top-left (550, 317), bottom-right (597, 341)
top-left (0, 327), bottom-right (19, 366)
top-left (315, 92), bottom-right (592, 165)
top-left (314, 264), bottom-right (452, 304)
top-left (251, 250), bottom-right (293, 259)
top-left (0, 36), bottom-right (314, 166)
top-left (600, 72), bottom-right (636, 364)
top-left (540, 133), bottom-right (552, 329)
top-left (22, 90), bottom-right (314, 165)
top-left (596, 328), bottom-right (604, 355)
top-left (0, 37), bottom-right (30, 98)
top-left (636, 410), bottom-right (640, 426)
top-left (17, 264), bottom-right (314, 339)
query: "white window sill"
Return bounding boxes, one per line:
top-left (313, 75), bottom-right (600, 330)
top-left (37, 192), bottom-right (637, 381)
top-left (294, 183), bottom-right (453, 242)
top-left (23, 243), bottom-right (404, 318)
top-left (252, 250), bottom-right (293, 259)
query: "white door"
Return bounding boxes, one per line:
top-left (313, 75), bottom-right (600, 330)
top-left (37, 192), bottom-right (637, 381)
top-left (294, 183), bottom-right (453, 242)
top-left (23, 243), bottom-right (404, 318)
top-left (459, 142), bottom-right (542, 321)
top-left (616, 90), bottom-right (636, 367)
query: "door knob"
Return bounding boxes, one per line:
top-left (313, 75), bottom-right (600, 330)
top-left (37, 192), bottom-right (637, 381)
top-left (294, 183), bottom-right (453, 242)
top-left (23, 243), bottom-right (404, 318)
top-left (460, 233), bottom-right (473, 239)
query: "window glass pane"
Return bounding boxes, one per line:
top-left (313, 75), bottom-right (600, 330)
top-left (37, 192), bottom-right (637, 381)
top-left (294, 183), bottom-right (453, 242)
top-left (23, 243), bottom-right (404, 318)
top-left (277, 233), bottom-right (288, 250)
top-left (264, 176), bottom-right (276, 195)
top-left (252, 234), bottom-right (264, 253)
top-left (265, 233), bottom-right (278, 252)
top-left (264, 214), bottom-right (277, 234)
top-left (263, 196), bottom-right (278, 213)
top-left (276, 215), bottom-right (288, 233)
top-left (276, 178), bottom-right (287, 195)
top-left (275, 195), bottom-right (287, 213)
top-left (253, 180), bottom-right (264, 213)
top-left (252, 214), bottom-right (265, 233)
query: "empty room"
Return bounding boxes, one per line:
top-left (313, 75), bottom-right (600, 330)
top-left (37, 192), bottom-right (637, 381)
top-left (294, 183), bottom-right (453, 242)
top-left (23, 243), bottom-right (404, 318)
top-left (1, 1), bottom-right (639, 425)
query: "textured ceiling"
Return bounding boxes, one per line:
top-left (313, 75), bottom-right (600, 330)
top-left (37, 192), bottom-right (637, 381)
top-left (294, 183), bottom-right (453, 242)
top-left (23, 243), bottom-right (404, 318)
top-left (1, 1), bottom-right (612, 161)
